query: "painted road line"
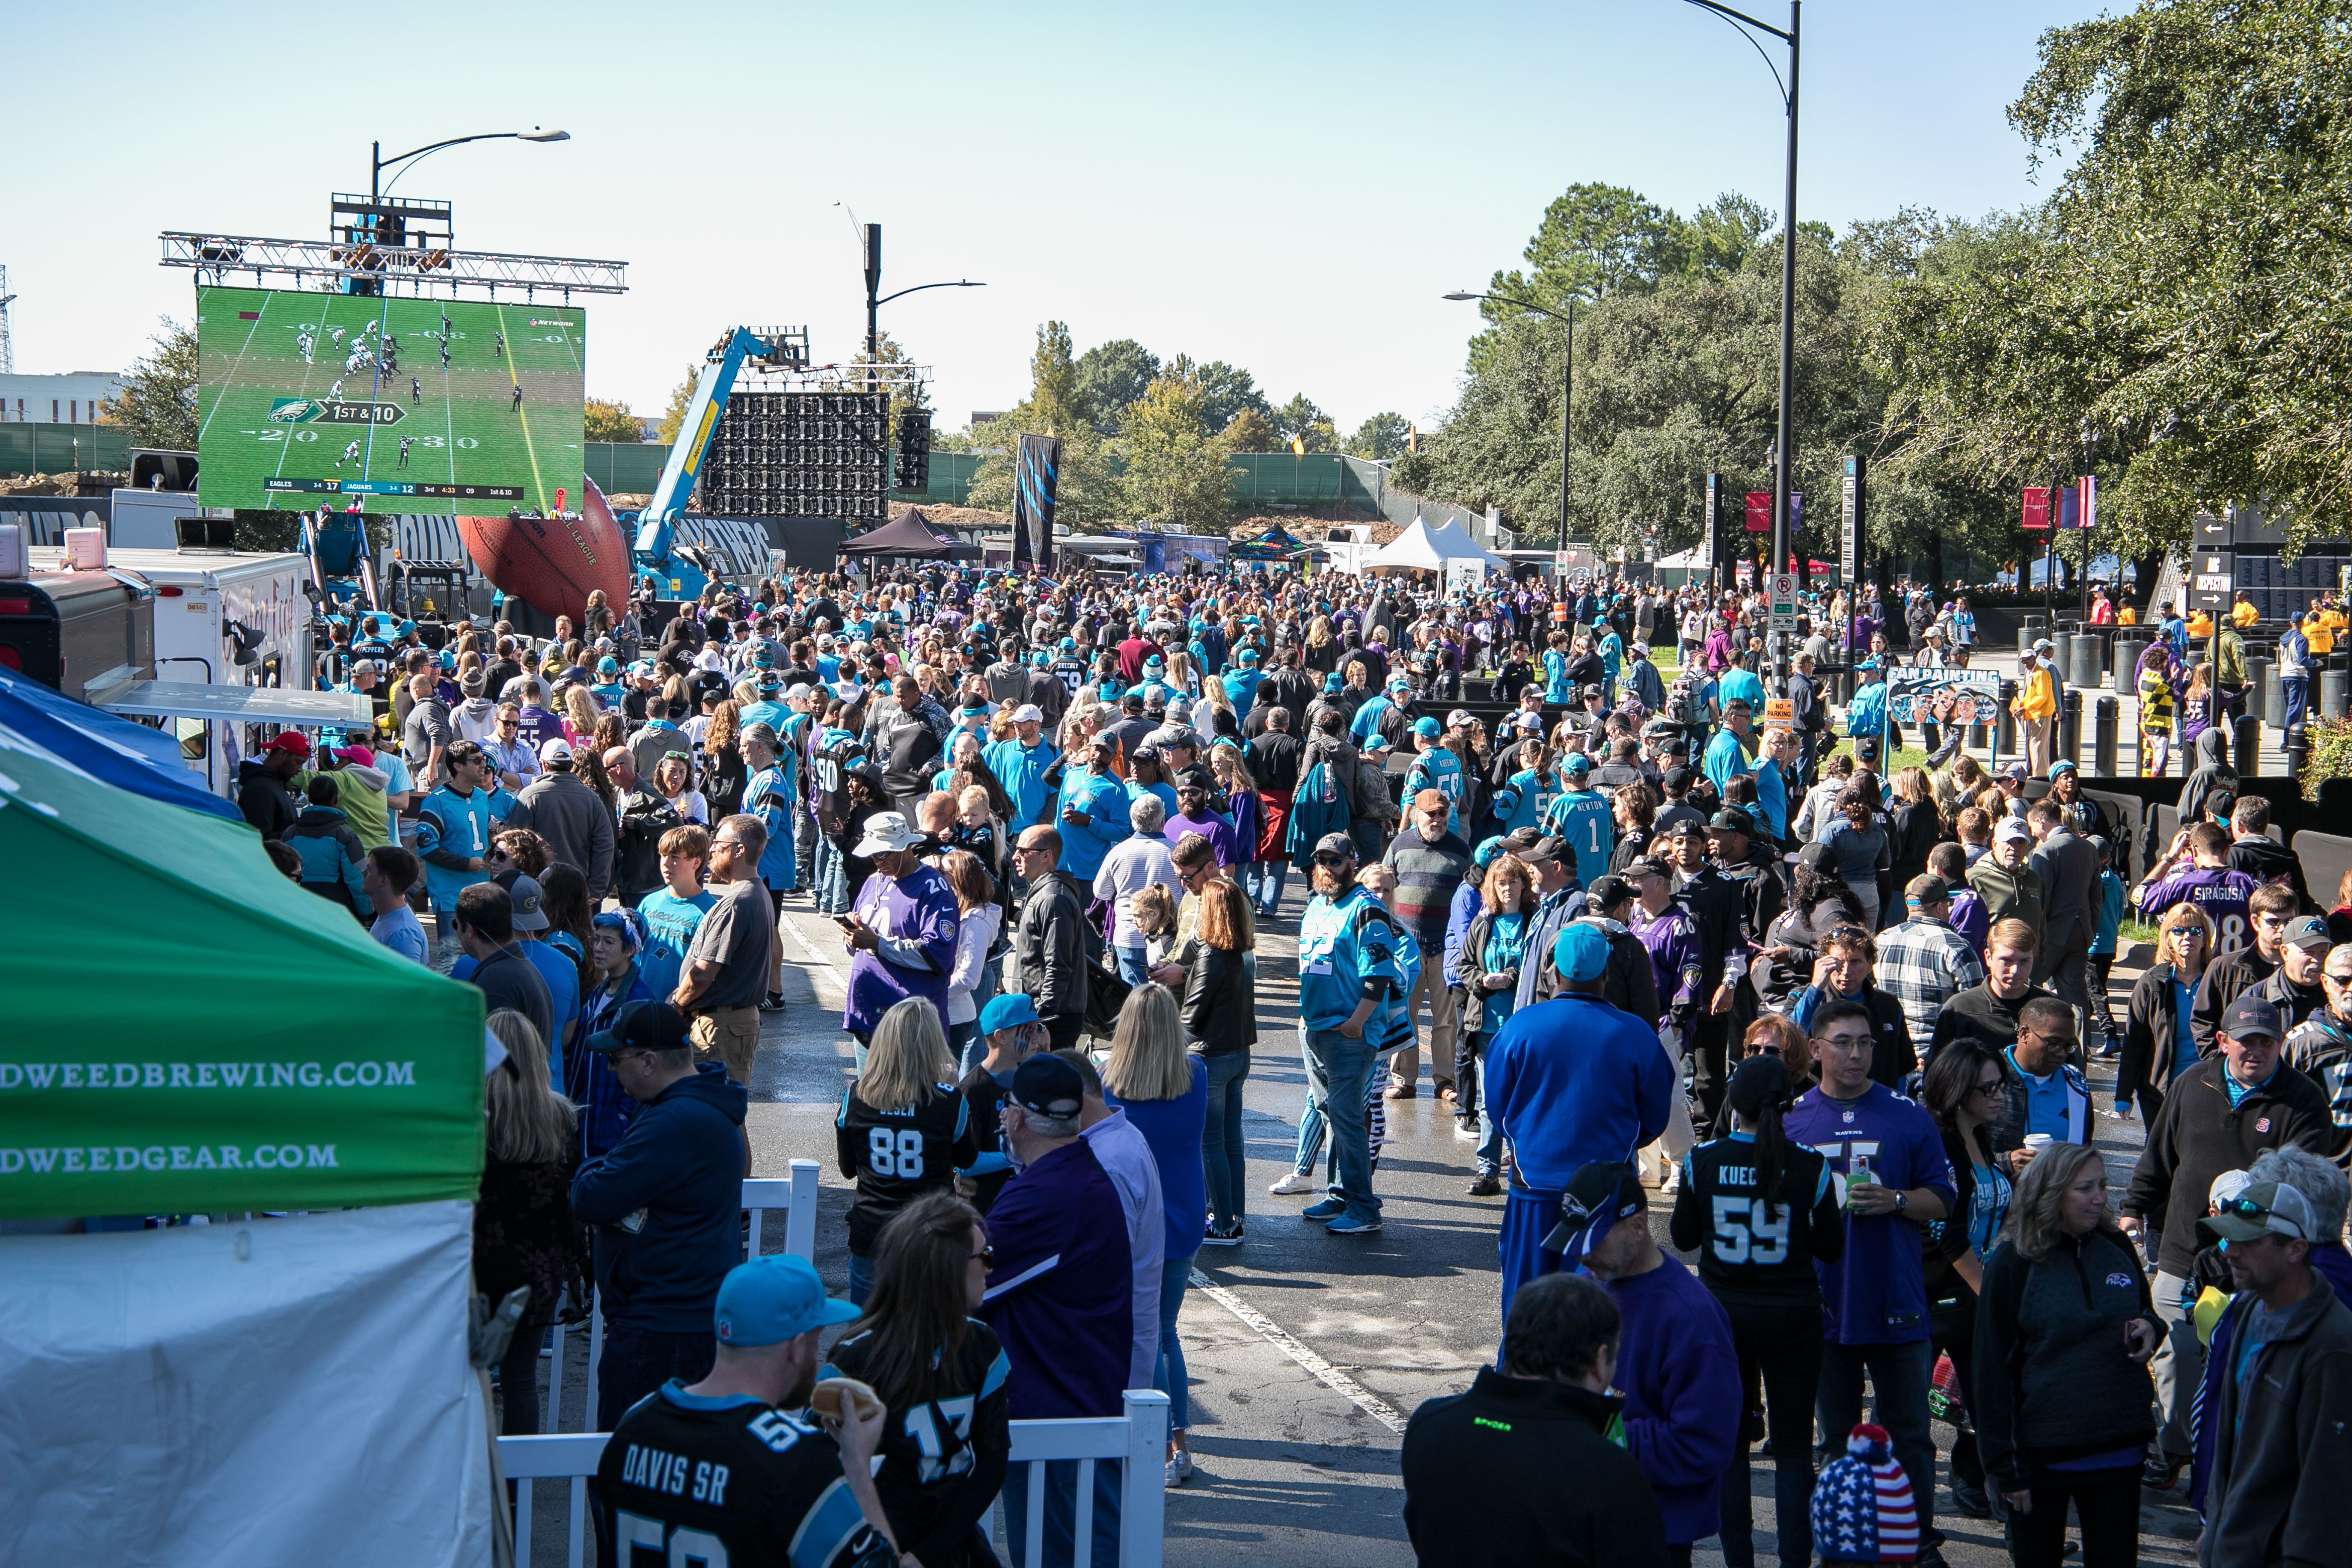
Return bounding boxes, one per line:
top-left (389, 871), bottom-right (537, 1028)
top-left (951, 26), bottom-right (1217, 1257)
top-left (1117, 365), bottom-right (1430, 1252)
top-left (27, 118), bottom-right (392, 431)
top-left (1189, 1270), bottom-right (1409, 1436)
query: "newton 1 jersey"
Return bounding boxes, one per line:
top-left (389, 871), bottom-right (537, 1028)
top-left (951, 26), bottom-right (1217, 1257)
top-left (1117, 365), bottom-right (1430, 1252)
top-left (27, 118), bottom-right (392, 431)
top-left (1544, 789), bottom-right (1616, 888)
top-left (593, 1384), bottom-right (894, 1568)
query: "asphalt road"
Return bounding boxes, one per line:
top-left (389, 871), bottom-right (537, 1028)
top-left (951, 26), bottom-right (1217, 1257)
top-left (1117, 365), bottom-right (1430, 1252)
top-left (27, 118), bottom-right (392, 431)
top-left (701, 869), bottom-right (2211, 1568)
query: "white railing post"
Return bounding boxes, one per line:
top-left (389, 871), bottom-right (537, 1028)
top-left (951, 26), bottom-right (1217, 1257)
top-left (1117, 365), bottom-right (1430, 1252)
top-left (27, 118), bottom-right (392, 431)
top-left (786, 1158), bottom-right (819, 1260)
top-left (1118, 1390), bottom-right (1169, 1568)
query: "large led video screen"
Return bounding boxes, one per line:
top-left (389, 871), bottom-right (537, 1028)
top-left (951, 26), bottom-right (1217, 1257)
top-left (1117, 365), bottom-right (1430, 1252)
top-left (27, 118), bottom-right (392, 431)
top-left (195, 286), bottom-right (584, 514)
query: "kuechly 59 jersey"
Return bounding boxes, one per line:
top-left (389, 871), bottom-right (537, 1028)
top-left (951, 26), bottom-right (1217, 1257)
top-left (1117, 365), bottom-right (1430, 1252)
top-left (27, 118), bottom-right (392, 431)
top-left (1667, 1134), bottom-right (1844, 1310)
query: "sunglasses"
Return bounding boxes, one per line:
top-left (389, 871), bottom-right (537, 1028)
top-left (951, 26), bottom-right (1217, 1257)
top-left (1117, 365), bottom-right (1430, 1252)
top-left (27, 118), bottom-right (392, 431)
top-left (1971, 1078), bottom-right (2005, 1098)
top-left (969, 1246), bottom-right (995, 1264)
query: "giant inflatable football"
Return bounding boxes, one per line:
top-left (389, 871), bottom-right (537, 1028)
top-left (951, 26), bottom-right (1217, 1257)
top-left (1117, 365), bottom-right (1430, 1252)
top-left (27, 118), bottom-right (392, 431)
top-left (455, 476), bottom-right (631, 622)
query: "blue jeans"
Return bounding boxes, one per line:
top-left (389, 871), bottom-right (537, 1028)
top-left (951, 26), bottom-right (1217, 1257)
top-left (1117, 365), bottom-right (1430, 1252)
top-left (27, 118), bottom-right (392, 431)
top-left (847, 1252), bottom-right (875, 1307)
top-left (1301, 1027), bottom-right (1378, 1222)
top-left (1201, 1051), bottom-right (1250, 1227)
top-left (1245, 859), bottom-right (1288, 915)
top-left (1114, 945), bottom-right (1151, 986)
top-left (947, 1017), bottom-right (977, 1072)
top-left (1156, 1251), bottom-right (1196, 1430)
top-left (2284, 674), bottom-right (2310, 731)
top-left (1818, 1337), bottom-right (1936, 1539)
top-left (1472, 1035), bottom-right (1504, 1177)
top-left (814, 837), bottom-right (848, 914)
top-left (1003, 1456), bottom-right (1121, 1568)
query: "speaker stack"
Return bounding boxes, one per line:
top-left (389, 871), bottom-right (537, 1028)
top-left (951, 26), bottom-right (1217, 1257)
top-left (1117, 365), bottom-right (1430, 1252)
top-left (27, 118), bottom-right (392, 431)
top-left (699, 390), bottom-right (890, 520)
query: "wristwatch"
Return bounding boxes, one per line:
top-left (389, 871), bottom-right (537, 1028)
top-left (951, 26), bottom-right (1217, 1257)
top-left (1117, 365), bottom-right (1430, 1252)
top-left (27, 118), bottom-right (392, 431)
top-left (1894, 1190), bottom-right (1909, 1215)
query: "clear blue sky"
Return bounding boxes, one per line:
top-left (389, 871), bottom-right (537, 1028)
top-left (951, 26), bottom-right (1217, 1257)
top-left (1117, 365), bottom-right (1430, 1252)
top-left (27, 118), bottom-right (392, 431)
top-left (6, 1), bottom-right (2103, 439)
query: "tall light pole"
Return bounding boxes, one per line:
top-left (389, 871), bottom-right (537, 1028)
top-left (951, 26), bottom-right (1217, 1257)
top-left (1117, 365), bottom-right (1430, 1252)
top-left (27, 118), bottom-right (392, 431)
top-left (858, 222), bottom-right (984, 390)
top-left (370, 127), bottom-right (569, 202)
top-left (1683, 0), bottom-right (1798, 580)
top-left (1444, 290), bottom-right (1576, 554)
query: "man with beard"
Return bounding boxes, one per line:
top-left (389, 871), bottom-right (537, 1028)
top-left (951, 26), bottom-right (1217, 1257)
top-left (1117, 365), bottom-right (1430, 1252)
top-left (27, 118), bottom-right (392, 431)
top-left (1289, 834), bottom-right (1405, 1237)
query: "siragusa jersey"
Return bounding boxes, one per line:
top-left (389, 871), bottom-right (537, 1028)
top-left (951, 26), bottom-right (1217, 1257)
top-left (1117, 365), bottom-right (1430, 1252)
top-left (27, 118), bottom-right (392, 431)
top-left (835, 1084), bottom-right (978, 1255)
top-left (593, 1382), bottom-right (894, 1568)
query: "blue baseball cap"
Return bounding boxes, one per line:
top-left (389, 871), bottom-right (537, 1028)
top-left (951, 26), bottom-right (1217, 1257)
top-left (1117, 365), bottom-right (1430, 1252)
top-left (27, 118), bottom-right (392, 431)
top-left (1059, 637), bottom-right (1077, 652)
top-left (1551, 923), bottom-right (1611, 984)
top-left (1561, 751), bottom-right (1592, 774)
top-left (1412, 716), bottom-right (1442, 738)
top-left (1388, 674), bottom-right (1412, 691)
top-left (1323, 672), bottom-right (1343, 692)
top-left (714, 1253), bottom-right (859, 1347)
top-left (1474, 835), bottom-right (1508, 869)
top-left (1239, 648), bottom-right (1260, 665)
top-left (597, 655), bottom-right (620, 675)
top-left (979, 992), bottom-right (1041, 1034)
top-left (1031, 650), bottom-right (1051, 667)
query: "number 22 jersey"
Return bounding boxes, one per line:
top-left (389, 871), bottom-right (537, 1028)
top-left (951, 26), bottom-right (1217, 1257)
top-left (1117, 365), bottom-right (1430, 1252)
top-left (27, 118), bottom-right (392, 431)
top-left (593, 1383), bottom-right (895, 1568)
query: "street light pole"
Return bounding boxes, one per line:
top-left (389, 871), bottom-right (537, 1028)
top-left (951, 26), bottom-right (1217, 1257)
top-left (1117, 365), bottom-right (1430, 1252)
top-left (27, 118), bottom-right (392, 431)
top-left (370, 127), bottom-right (569, 203)
top-left (1682, 0), bottom-right (1798, 578)
top-left (1443, 289), bottom-right (1578, 556)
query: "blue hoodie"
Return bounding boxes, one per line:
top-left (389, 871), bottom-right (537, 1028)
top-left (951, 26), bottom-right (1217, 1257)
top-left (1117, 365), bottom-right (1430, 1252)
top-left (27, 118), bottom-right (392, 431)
top-left (1487, 993), bottom-right (1674, 1193)
top-left (569, 1062), bottom-right (749, 1333)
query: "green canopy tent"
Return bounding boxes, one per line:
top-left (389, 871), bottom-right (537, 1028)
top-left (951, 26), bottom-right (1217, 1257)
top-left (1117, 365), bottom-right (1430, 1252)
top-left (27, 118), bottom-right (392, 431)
top-left (0, 729), bottom-right (485, 1219)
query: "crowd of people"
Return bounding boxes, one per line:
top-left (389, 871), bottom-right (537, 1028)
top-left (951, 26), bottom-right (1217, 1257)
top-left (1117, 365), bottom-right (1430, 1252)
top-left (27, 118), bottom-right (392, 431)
top-left (227, 557), bottom-right (2352, 1566)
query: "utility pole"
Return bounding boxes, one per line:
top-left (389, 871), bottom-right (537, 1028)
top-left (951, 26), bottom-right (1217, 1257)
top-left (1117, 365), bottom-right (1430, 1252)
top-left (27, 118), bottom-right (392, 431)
top-left (1558, 296), bottom-right (1575, 554)
top-left (1774, 2), bottom-right (1800, 592)
top-left (864, 224), bottom-right (881, 390)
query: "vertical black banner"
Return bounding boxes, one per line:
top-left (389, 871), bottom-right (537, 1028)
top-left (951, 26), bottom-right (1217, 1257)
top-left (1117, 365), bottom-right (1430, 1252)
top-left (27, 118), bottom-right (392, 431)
top-left (1014, 434), bottom-right (1062, 572)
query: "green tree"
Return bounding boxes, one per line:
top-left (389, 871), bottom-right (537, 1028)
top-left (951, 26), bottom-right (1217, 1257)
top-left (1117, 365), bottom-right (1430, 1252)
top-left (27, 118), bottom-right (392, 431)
top-left (964, 322), bottom-right (1118, 529)
top-left (1223, 408), bottom-right (1277, 452)
top-left (102, 319), bottom-right (199, 449)
top-left (1270, 394), bottom-right (1339, 452)
top-left (1072, 339), bottom-right (1161, 434)
top-left (654, 368), bottom-right (698, 444)
top-left (1346, 412), bottom-right (1412, 459)
top-left (584, 398), bottom-right (641, 442)
top-left (1117, 369), bottom-right (1235, 531)
top-left (1189, 360), bottom-right (1270, 435)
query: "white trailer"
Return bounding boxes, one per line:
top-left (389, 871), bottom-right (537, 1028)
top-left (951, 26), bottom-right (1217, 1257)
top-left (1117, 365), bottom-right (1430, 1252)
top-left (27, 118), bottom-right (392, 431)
top-left (31, 545), bottom-right (316, 794)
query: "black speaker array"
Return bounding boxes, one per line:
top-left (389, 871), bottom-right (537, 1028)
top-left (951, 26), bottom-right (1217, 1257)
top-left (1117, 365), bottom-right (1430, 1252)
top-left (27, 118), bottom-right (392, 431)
top-left (700, 391), bottom-right (889, 520)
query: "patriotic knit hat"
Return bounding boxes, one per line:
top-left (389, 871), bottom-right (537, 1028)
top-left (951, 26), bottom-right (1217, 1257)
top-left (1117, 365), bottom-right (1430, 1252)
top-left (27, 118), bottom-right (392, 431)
top-left (1810, 1423), bottom-right (1918, 1564)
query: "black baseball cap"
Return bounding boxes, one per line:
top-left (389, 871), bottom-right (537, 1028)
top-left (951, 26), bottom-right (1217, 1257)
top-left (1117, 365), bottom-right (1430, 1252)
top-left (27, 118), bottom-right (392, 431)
top-left (1709, 808), bottom-right (1756, 836)
top-left (1662, 765), bottom-right (1696, 793)
top-left (1011, 1054), bottom-right (1085, 1119)
top-left (586, 999), bottom-right (691, 1056)
top-left (1312, 832), bottom-right (1357, 861)
top-left (1791, 841), bottom-right (1836, 873)
top-left (1588, 873), bottom-right (1634, 910)
top-left (1542, 1160), bottom-right (1645, 1260)
top-left (1520, 834), bottom-right (1569, 864)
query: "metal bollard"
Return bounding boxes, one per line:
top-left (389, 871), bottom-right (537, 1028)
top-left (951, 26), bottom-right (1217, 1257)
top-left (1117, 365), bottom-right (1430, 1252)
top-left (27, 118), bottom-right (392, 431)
top-left (2071, 634), bottom-right (2104, 691)
top-left (2060, 689), bottom-right (2083, 768)
top-left (2094, 695), bottom-right (2119, 777)
top-left (2266, 664), bottom-right (2287, 729)
top-left (2250, 657), bottom-right (2276, 729)
top-left (2234, 713), bottom-right (2263, 778)
top-left (2326, 666), bottom-right (2350, 721)
top-left (1998, 679), bottom-right (2019, 758)
top-left (2287, 726), bottom-right (2312, 782)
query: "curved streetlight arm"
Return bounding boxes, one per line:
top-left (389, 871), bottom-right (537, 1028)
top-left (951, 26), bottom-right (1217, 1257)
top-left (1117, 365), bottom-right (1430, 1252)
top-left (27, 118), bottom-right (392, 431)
top-left (875, 279), bottom-right (985, 308)
top-left (1442, 291), bottom-right (1577, 554)
top-left (373, 129), bottom-right (568, 200)
top-left (1681, 0), bottom-right (1789, 103)
top-left (1442, 289), bottom-right (1571, 326)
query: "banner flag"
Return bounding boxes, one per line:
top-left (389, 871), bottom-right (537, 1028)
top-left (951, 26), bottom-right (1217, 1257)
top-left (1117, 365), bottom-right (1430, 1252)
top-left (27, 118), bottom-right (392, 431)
top-left (1013, 435), bottom-right (1062, 571)
top-left (2022, 487), bottom-right (2052, 531)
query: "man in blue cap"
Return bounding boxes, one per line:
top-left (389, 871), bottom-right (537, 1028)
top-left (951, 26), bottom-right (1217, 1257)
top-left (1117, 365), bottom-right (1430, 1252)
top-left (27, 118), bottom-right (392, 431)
top-left (1487, 923), bottom-right (1676, 1326)
top-left (592, 1252), bottom-right (898, 1568)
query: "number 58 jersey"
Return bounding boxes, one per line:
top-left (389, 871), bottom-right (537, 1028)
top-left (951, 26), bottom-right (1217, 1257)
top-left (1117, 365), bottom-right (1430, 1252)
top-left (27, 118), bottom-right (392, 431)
top-left (593, 1386), bottom-right (896, 1568)
top-left (1667, 1135), bottom-right (1844, 1310)
top-left (836, 1084), bottom-right (978, 1256)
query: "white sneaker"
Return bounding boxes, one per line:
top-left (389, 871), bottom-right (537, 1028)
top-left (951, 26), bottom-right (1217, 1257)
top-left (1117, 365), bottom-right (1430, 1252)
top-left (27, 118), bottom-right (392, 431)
top-left (1268, 1170), bottom-right (1318, 1195)
top-left (1165, 1451), bottom-right (1194, 1487)
top-left (1659, 1157), bottom-right (1682, 1194)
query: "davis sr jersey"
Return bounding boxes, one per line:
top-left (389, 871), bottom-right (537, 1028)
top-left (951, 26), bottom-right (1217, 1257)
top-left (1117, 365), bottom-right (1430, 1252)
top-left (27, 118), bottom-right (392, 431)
top-left (823, 1320), bottom-right (1013, 1558)
top-left (836, 1085), bottom-right (976, 1253)
top-left (593, 1384), bottom-right (893, 1568)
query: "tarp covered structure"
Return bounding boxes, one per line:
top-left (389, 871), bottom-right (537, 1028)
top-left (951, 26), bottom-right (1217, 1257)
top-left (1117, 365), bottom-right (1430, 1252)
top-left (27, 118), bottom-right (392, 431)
top-left (0, 730), bottom-right (485, 1219)
top-left (1365, 517), bottom-right (1507, 572)
top-left (840, 507), bottom-right (983, 559)
top-left (0, 665), bottom-right (241, 823)
top-left (1231, 523), bottom-right (1305, 560)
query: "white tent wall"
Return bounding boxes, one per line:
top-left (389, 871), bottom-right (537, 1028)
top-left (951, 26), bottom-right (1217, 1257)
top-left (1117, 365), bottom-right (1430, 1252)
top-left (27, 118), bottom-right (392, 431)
top-left (1422, 519), bottom-right (1509, 567)
top-left (3, 1201), bottom-right (494, 1567)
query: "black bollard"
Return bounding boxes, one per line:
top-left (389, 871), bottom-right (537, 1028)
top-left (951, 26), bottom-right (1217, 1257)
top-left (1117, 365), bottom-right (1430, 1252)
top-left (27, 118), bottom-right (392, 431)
top-left (2060, 689), bottom-right (2083, 769)
top-left (2287, 725), bottom-right (2311, 783)
top-left (1998, 679), bottom-right (2019, 759)
top-left (2095, 695), bottom-right (2118, 777)
top-left (2234, 712), bottom-right (2263, 778)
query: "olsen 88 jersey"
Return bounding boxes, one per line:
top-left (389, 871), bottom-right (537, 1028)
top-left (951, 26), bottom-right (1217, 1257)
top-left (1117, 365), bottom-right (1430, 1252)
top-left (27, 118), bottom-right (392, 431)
top-left (835, 1084), bottom-right (977, 1256)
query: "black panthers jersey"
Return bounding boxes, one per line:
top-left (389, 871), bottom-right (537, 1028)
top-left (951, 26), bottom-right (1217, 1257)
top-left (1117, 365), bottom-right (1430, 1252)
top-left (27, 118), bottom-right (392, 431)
top-left (835, 1084), bottom-right (978, 1254)
top-left (1667, 1135), bottom-right (1844, 1309)
top-left (593, 1385), bottom-right (894, 1568)
top-left (823, 1320), bottom-right (1012, 1562)
top-left (956, 1064), bottom-right (1017, 1214)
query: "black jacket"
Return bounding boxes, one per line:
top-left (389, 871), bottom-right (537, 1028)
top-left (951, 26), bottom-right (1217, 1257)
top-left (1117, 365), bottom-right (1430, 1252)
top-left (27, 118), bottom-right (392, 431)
top-left (615, 788), bottom-right (683, 905)
top-left (1930, 982), bottom-right (2057, 1059)
top-left (2121, 1055), bottom-right (2336, 1277)
top-left (2191, 945), bottom-right (2280, 1056)
top-left (1014, 869), bottom-right (1088, 1022)
top-left (2120, 962), bottom-right (2201, 1107)
top-left (880, 714), bottom-right (944, 801)
top-left (1971, 1228), bottom-right (2161, 1489)
top-left (236, 758), bottom-right (302, 841)
top-left (1181, 944), bottom-right (1253, 1056)
top-left (1402, 1368), bottom-right (1668, 1568)
top-left (2230, 832), bottom-right (2314, 911)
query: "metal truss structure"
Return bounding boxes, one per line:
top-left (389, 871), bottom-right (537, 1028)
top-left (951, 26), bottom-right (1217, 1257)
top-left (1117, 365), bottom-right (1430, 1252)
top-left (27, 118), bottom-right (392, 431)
top-left (159, 231), bottom-right (627, 299)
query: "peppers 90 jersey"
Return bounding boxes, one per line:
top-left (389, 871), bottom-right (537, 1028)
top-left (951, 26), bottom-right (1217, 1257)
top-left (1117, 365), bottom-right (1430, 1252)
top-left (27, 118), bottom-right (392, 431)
top-left (593, 1383), bottom-right (894, 1568)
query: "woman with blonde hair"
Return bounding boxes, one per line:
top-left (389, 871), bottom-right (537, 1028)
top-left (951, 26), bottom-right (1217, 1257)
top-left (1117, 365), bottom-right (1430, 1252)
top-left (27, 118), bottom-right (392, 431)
top-left (1973, 1142), bottom-right (2161, 1566)
top-left (835, 997), bottom-right (977, 1305)
top-left (2119, 903), bottom-right (2215, 1123)
top-left (474, 1010), bottom-right (585, 1438)
top-left (700, 699), bottom-right (747, 819)
top-left (560, 684), bottom-right (600, 745)
top-left (1456, 852), bottom-right (1535, 1195)
top-left (1102, 984), bottom-right (1209, 1483)
top-left (1184, 878), bottom-right (1256, 1245)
